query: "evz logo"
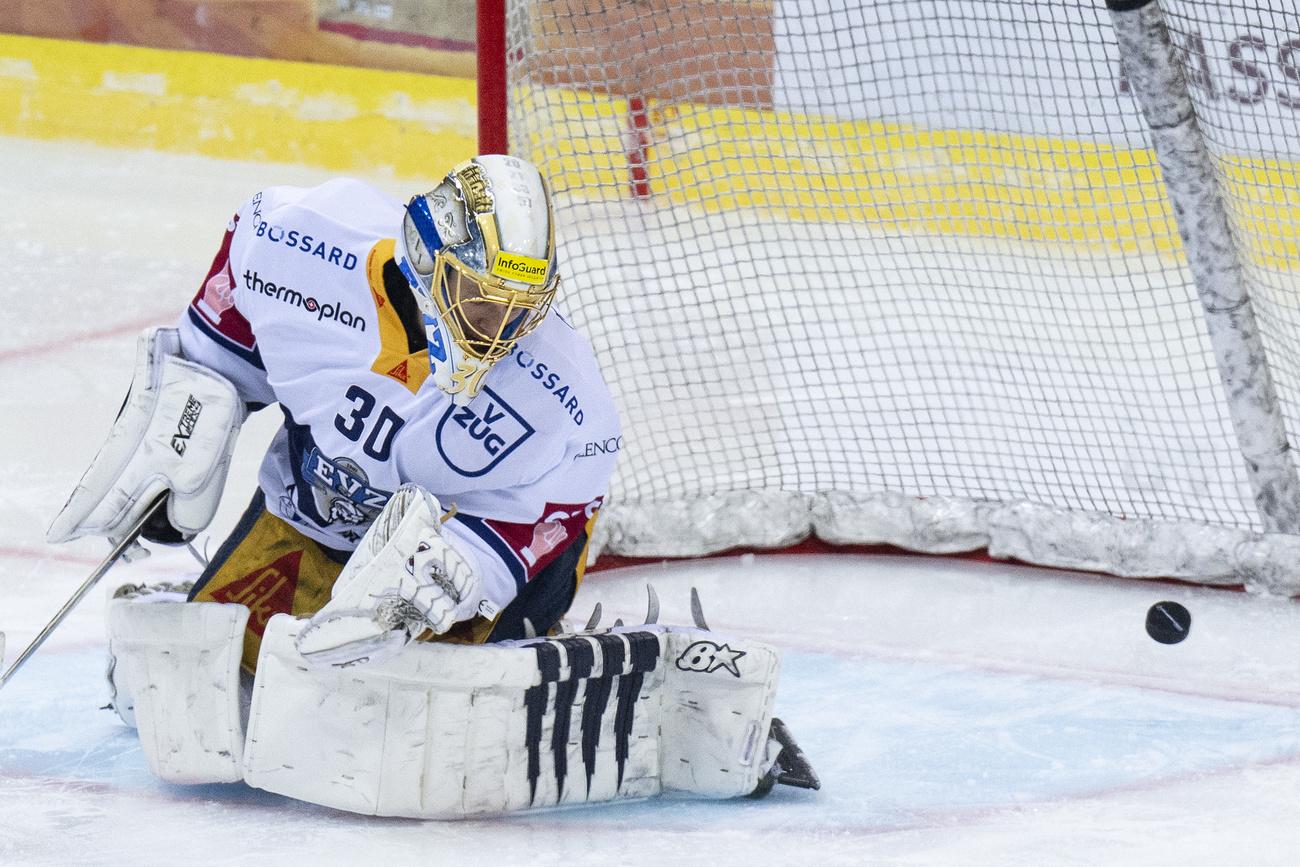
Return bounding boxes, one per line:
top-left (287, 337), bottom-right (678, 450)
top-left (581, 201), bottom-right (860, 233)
top-left (435, 387), bottom-right (534, 477)
top-left (300, 449), bottom-right (392, 526)
top-left (675, 641), bottom-right (746, 677)
top-left (171, 395), bottom-right (203, 455)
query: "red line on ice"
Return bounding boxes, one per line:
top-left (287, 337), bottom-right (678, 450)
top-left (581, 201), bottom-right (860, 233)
top-left (0, 545), bottom-right (106, 567)
top-left (0, 314), bottom-right (169, 364)
top-left (0, 545), bottom-right (192, 577)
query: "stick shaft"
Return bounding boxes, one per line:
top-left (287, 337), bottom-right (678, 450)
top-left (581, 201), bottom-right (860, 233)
top-left (0, 498), bottom-right (166, 690)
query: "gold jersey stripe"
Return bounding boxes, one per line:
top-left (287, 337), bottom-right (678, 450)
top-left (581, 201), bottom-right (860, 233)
top-left (366, 239), bottom-right (430, 394)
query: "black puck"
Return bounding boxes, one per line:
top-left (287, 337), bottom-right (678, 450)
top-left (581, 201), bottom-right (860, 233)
top-left (1146, 601), bottom-right (1192, 645)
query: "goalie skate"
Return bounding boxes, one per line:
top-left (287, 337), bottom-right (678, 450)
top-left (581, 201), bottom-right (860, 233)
top-left (749, 717), bottom-right (821, 798)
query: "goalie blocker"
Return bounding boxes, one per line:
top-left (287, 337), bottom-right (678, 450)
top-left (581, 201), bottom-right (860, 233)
top-left (106, 594), bottom-right (818, 817)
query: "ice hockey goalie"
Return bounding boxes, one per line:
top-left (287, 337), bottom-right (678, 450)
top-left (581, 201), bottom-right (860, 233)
top-left (48, 153), bottom-right (817, 816)
top-left (101, 465), bottom-right (817, 817)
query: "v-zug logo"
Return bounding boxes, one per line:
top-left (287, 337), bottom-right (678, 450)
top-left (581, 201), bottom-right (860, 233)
top-left (253, 220), bottom-right (358, 270)
top-left (436, 386), bottom-right (535, 477)
top-left (243, 270), bottom-right (367, 331)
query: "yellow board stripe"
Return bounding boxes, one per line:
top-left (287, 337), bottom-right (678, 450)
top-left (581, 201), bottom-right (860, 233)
top-left (4, 35), bottom-right (1295, 271)
top-left (0, 33), bottom-right (476, 179)
top-left (521, 87), bottom-right (1300, 270)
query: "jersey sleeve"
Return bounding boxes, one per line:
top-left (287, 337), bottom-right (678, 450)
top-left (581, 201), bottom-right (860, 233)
top-left (440, 406), bottom-right (621, 616)
top-left (178, 196), bottom-right (277, 409)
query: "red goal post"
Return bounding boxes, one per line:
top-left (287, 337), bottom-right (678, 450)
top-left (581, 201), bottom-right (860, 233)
top-left (478, 0), bottom-right (1300, 593)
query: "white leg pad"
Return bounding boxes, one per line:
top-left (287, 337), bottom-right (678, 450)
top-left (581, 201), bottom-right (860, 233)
top-left (660, 630), bottom-right (781, 798)
top-left (107, 598), bottom-right (249, 783)
top-left (242, 615), bottom-right (781, 817)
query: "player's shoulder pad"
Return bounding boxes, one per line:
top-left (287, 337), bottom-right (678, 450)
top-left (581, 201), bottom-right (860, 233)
top-left (530, 310), bottom-right (613, 392)
top-left (516, 313), bottom-right (619, 432)
top-left (240, 179), bottom-right (399, 234)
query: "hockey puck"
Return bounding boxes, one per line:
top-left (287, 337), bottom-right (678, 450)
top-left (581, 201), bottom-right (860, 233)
top-left (1145, 601), bottom-right (1191, 645)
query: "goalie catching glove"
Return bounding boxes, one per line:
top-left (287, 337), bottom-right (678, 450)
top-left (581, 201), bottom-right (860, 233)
top-left (295, 484), bottom-right (488, 668)
top-left (47, 327), bottom-right (244, 547)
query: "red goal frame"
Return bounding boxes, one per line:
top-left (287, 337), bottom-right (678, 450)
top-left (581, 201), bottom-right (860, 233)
top-left (477, 0), bottom-right (509, 155)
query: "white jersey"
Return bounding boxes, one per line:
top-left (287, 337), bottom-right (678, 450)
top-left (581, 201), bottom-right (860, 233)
top-left (179, 179), bottom-right (621, 612)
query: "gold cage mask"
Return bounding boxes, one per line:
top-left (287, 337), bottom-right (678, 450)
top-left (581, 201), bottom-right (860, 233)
top-left (400, 157), bottom-right (560, 373)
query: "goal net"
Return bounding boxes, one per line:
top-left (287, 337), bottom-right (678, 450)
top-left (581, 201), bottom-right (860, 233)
top-left (486, 0), bottom-right (1300, 590)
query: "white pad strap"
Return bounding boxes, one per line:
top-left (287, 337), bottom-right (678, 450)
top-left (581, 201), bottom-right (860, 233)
top-left (242, 616), bottom-right (780, 817)
top-left (107, 598), bottom-right (249, 783)
top-left (47, 327), bottom-right (244, 544)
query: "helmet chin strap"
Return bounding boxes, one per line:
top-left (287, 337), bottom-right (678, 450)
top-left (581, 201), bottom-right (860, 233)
top-left (424, 313), bottom-right (492, 406)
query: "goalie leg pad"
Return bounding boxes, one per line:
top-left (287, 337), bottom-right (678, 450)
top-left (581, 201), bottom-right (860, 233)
top-left (242, 617), bottom-right (783, 817)
top-left (246, 613), bottom-right (594, 818)
top-left (107, 597), bottom-right (249, 783)
top-left (659, 629), bottom-right (781, 798)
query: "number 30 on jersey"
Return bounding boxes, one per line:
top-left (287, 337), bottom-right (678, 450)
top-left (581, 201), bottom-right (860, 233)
top-left (334, 385), bottom-right (406, 461)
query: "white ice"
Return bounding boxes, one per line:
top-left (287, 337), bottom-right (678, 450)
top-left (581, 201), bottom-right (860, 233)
top-left (3, 136), bottom-right (1300, 866)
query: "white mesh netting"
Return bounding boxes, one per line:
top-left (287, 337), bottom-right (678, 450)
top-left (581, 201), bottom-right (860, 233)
top-left (501, 0), bottom-right (1300, 589)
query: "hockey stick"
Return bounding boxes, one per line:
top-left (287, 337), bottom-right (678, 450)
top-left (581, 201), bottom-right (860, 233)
top-left (0, 496), bottom-right (166, 691)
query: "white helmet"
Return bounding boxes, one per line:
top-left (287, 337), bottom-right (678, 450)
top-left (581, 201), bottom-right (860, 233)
top-left (395, 155), bottom-right (559, 405)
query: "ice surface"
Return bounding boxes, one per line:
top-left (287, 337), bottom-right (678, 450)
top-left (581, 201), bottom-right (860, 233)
top-left (3, 136), bottom-right (1300, 865)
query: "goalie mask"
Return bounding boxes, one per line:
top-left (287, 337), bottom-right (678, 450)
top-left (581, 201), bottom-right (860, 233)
top-left (395, 155), bottom-right (559, 405)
